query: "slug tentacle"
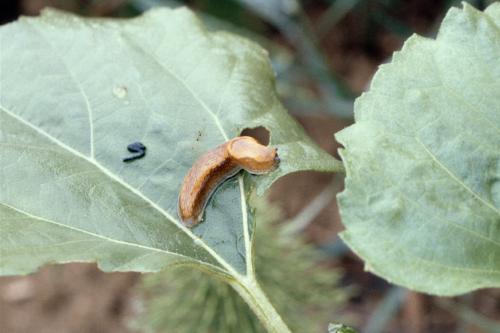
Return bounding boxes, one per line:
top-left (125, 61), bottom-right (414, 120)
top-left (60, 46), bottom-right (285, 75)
top-left (178, 136), bottom-right (279, 227)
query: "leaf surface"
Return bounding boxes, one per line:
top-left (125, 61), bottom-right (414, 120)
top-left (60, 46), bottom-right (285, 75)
top-left (337, 3), bottom-right (500, 295)
top-left (0, 8), bottom-right (341, 277)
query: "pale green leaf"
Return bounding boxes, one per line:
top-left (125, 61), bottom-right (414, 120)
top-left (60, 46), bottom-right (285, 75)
top-left (337, 3), bottom-right (500, 295)
top-left (328, 323), bottom-right (358, 333)
top-left (0, 8), bottom-right (342, 278)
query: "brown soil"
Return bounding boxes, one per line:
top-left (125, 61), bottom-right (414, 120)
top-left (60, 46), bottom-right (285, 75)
top-left (0, 264), bottom-right (139, 333)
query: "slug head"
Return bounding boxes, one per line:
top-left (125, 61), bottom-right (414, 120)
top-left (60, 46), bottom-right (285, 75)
top-left (227, 136), bottom-right (279, 174)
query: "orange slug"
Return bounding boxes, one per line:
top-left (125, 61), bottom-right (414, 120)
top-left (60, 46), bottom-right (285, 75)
top-left (178, 136), bottom-right (279, 227)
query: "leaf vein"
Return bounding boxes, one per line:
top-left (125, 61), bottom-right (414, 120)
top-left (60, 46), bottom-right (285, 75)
top-left (26, 21), bottom-right (95, 159)
top-left (0, 202), bottom-right (222, 272)
top-left (417, 138), bottom-right (500, 216)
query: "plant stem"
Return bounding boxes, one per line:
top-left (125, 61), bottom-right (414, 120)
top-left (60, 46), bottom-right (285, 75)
top-left (230, 276), bottom-right (292, 333)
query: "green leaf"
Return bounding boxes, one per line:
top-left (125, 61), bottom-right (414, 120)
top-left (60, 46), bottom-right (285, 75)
top-left (336, 3), bottom-right (500, 296)
top-left (136, 199), bottom-right (348, 333)
top-left (328, 323), bottom-right (358, 333)
top-left (0, 7), bottom-right (341, 281)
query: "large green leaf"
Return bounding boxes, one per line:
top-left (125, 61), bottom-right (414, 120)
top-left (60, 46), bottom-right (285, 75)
top-left (337, 3), bottom-right (500, 295)
top-left (0, 8), bottom-right (342, 278)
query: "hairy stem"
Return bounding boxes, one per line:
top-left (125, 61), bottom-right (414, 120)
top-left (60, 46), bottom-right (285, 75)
top-left (230, 276), bottom-right (292, 333)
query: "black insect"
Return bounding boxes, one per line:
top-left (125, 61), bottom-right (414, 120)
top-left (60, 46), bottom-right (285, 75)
top-left (123, 142), bottom-right (147, 162)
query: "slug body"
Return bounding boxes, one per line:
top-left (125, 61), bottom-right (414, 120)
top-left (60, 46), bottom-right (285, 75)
top-left (178, 136), bottom-right (279, 227)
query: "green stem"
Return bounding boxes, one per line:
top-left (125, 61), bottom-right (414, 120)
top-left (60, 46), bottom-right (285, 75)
top-left (230, 276), bottom-right (292, 333)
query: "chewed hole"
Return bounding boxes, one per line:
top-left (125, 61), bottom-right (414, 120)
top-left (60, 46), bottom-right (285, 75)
top-left (240, 126), bottom-right (270, 145)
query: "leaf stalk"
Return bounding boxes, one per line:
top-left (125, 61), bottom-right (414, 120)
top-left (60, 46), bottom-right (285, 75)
top-left (230, 276), bottom-right (292, 333)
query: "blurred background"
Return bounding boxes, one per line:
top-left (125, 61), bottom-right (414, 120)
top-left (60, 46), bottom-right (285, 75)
top-left (0, 0), bottom-right (499, 332)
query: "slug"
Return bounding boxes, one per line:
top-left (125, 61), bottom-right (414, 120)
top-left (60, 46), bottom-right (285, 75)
top-left (178, 136), bottom-right (279, 227)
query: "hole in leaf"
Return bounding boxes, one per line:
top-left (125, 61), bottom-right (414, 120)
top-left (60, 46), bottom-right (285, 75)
top-left (240, 126), bottom-right (270, 145)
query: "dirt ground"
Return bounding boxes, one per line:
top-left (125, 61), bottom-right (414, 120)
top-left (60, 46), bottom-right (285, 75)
top-left (1, 0), bottom-right (499, 332)
top-left (0, 265), bottom-right (139, 333)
